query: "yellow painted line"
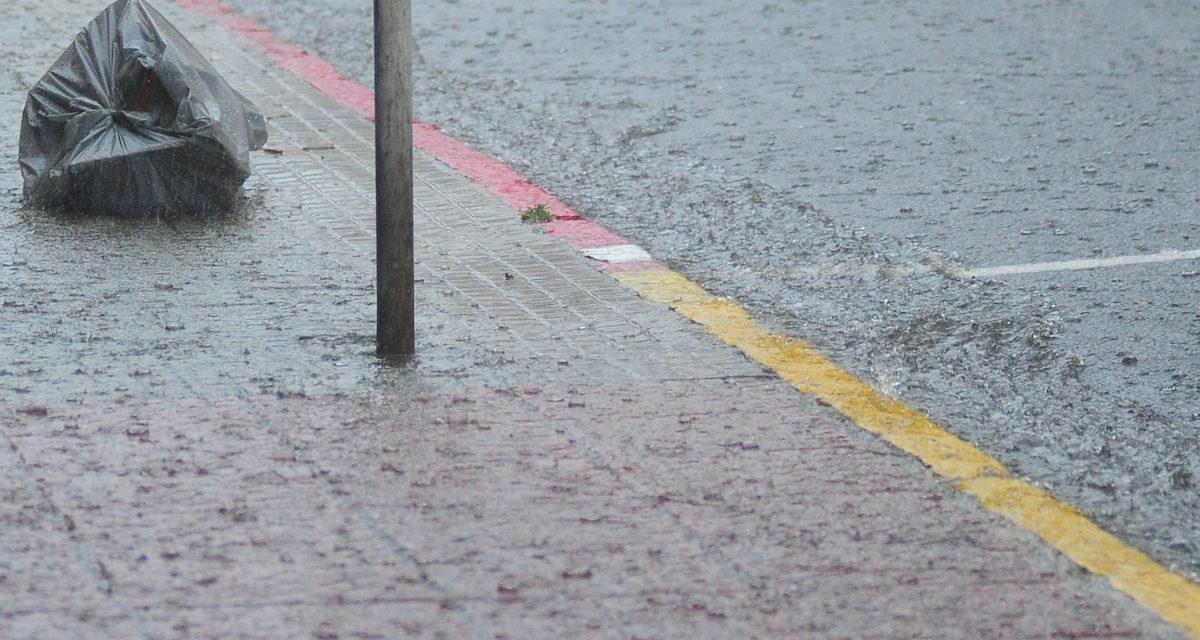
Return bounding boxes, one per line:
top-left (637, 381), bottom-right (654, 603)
top-left (614, 268), bottom-right (1200, 637)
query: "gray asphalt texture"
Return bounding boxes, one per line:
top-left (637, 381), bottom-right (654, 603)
top-left (220, 0), bottom-right (1200, 580)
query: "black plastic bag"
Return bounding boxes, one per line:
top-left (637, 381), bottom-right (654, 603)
top-left (19, 0), bottom-right (268, 217)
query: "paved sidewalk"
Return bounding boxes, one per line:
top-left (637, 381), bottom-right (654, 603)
top-left (0, 0), bottom-right (1188, 638)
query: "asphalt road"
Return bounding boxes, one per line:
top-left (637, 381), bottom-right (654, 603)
top-left (219, 0), bottom-right (1200, 579)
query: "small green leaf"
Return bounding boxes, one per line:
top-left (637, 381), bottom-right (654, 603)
top-left (520, 204), bottom-right (554, 223)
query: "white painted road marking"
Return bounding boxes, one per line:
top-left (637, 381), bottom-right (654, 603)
top-left (773, 248), bottom-right (1200, 280)
top-left (582, 244), bottom-right (654, 264)
top-left (964, 248), bottom-right (1200, 278)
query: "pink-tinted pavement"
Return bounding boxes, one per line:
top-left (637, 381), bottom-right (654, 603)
top-left (0, 0), bottom-right (1187, 638)
top-left (3, 381), bottom-right (1183, 639)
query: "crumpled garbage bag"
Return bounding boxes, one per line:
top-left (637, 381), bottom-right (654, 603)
top-left (19, 0), bottom-right (268, 217)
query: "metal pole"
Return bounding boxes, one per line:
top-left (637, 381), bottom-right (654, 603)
top-left (375, 0), bottom-right (415, 356)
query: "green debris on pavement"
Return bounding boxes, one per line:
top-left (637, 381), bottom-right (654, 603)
top-left (520, 203), bottom-right (554, 223)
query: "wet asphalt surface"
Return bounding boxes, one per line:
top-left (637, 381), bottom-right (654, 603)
top-left (8, 3), bottom-right (1195, 636)
top-left (218, 0), bottom-right (1200, 579)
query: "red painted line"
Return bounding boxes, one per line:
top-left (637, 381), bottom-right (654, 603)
top-left (545, 219), bottom-right (627, 249)
top-left (410, 122), bottom-right (583, 221)
top-left (176, 0), bottom-right (375, 119)
top-left (175, 0), bottom-right (662, 273)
